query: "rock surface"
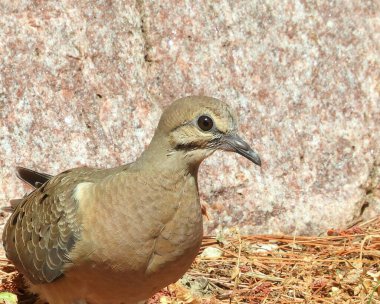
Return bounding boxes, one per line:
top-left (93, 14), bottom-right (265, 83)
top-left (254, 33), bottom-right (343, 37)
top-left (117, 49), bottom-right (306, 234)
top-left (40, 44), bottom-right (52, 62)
top-left (1, 1), bottom-right (379, 237)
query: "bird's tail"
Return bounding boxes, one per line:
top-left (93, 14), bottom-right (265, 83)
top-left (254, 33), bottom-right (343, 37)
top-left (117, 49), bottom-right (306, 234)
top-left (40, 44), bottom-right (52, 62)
top-left (2, 166), bottom-right (53, 212)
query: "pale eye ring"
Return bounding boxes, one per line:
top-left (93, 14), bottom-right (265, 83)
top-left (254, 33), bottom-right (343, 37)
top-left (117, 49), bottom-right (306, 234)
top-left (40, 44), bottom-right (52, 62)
top-left (197, 115), bottom-right (213, 131)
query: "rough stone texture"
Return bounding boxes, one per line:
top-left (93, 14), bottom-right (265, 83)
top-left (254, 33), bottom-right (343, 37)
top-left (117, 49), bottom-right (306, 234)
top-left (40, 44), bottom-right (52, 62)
top-left (0, 1), bottom-right (379, 238)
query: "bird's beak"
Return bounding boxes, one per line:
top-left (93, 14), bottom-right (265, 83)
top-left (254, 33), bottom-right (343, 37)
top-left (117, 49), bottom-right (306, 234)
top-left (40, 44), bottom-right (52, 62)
top-left (219, 134), bottom-right (261, 166)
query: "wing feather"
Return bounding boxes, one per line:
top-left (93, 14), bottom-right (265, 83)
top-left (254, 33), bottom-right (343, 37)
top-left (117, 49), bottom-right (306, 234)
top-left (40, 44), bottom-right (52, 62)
top-left (3, 164), bottom-right (131, 284)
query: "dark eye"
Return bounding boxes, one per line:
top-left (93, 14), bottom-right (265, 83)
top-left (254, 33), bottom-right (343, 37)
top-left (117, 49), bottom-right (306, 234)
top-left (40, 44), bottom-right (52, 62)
top-left (197, 115), bottom-right (213, 131)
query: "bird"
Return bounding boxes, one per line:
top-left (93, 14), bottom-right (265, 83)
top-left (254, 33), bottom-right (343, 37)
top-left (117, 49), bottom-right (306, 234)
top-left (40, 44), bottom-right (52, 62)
top-left (2, 96), bottom-right (261, 304)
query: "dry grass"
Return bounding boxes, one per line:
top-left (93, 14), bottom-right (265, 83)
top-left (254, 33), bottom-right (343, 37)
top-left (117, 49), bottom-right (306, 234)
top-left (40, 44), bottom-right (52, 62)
top-left (154, 217), bottom-right (380, 303)
top-left (1, 217), bottom-right (380, 304)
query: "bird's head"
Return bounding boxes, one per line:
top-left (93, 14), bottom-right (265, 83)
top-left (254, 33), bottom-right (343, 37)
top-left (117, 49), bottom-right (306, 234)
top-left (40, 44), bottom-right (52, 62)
top-left (146, 96), bottom-right (261, 170)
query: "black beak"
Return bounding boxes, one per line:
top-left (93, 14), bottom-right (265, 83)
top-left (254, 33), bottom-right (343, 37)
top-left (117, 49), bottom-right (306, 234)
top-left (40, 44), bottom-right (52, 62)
top-left (220, 134), bottom-right (261, 166)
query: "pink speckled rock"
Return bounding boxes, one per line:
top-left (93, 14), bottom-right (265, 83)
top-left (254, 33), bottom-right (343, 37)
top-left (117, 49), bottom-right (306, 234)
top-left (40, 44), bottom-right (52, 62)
top-left (1, 1), bottom-right (379, 238)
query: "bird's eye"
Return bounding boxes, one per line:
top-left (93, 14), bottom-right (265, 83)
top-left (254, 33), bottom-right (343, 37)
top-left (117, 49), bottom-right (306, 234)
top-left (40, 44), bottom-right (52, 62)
top-left (197, 115), bottom-right (213, 131)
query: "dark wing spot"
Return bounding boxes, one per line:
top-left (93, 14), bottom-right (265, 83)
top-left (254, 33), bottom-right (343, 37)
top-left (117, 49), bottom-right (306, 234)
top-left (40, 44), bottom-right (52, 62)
top-left (40, 194), bottom-right (49, 204)
top-left (65, 234), bottom-right (76, 252)
top-left (56, 214), bottom-right (62, 223)
top-left (11, 213), bottom-right (19, 226)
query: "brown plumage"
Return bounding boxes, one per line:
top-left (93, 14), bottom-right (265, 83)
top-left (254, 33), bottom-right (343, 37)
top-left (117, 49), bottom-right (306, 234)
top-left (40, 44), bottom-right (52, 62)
top-left (2, 96), bottom-right (261, 304)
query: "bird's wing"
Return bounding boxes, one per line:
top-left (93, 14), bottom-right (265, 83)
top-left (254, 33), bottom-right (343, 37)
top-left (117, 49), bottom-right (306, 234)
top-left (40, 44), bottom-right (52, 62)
top-left (2, 165), bottom-right (130, 284)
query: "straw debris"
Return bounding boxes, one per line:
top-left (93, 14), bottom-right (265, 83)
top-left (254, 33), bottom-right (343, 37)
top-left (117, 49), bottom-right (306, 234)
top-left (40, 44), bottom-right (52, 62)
top-left (154, 217), bottom-right (380, 303)
top-left (1, 217), bottom-right (379, 303)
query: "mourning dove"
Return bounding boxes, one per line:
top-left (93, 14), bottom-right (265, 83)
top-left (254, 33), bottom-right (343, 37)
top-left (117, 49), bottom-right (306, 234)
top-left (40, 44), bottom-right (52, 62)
top-left (2, 96), bottom-right (261, 304)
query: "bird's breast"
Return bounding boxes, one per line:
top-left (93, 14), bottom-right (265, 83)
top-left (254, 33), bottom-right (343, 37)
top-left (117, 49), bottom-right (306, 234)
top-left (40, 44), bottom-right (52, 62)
top-left (71, 169), bottom-right (203, 285)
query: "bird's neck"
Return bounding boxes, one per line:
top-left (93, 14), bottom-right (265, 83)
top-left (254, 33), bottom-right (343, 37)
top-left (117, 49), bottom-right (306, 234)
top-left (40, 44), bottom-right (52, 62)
top-left (133, 133), bottom-right (203, 177)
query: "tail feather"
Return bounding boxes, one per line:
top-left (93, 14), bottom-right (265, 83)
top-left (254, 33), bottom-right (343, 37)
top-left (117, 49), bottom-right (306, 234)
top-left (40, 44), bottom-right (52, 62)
top-left (15, 166), bottom-right (52, 188)
top-left (2, 167), bottom-right (53, 212)
top-left (2, 199), bottom-right (24, 212)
